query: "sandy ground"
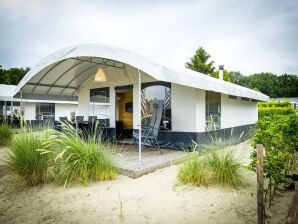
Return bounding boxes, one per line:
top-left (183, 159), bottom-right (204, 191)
top-left (0, 140), bottom-right (294, 224)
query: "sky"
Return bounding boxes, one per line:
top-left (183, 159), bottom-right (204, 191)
top-left (0, 0), bottom-right (297, 75)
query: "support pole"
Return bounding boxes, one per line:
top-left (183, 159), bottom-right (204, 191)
top-left (10, 100), bottom-right (13, 124)
top-left (4, 101), bottom-right (7, 121)
top-left (20, 90), bottom-right (23, 127)
top-left (256, 144), bottom-right (265, 224)
top-left (92, 94), bottom-right (95, 116)
top-left (138, 69), bottom-right (143, 166)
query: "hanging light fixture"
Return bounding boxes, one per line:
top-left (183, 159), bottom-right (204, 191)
top-left (94, 68), bottom-right (107, 82)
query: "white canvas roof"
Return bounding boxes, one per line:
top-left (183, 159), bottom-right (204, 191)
top-left (0, 84), bottom-right (77, 104)
top-left (15, 44), bottom-right (268, 101)
top-left (0, 84), bottom-right (18, 101)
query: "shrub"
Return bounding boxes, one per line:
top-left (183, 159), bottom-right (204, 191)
top-left (258, 101), bottom-right (291, 108)
top-left (258, 100), bottom-right (295, 119)
top-left (178, 153), bottom-right (210, 186)
top-left (0, 124), bottom-right (13, 146)
top-left (178, 149), bottom-right (246, 189)
top-left (250, 113), bottom-right (298, 206)
top-left (43, 122), bottom-right (118, 187)
top-left (258, 107), bottom-right (295, 119)
top-left (5, 132), bottom-right (50, 186)
top-left (206, 150), bottom-right (246, 188)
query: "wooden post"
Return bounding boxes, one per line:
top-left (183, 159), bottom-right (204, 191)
top-left (257, 144), bottom-right (265, 224)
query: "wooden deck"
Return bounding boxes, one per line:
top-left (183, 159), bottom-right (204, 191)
top-left (111, 144), bottom-right (189, 178)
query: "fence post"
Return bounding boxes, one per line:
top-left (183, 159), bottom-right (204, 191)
top-left (256, 144), bottom-right (265, 224)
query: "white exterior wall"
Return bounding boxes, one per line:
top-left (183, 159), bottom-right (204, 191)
top-left (55, 104), bottom-right (77, 121)
top-left (171, 84), bottom-right (198, 132)
top-left (196, 89), bottom-right (206, 132)
top-left (221, 94), bottom-right (258, 129)
top-left (77, 86), bottom-right (91, 121)
top-left (109, 84), bottom-right (116, 128)
top-left (24, 102), bottom-right (36, 120)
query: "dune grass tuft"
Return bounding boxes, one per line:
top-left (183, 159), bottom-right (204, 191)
top-left (43, 122), bottom-right (118, 187)
top-left (5, 132), bottom-right (50, 186)
top-left (178, 149), bottom-right (246, 189)
top-left (205, 150), bottom-right (246, 188)
top-left (0, 123), bottom-right (13, 146)
top-left (178, 153), bottom-right (210, 186)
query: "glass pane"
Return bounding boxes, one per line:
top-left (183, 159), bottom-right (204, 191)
top-left (90, 88), bottom-right (110, 120)
top-left (142, 84), bottom-right (171, 130)
top-left (36, 103), bottom-right (55, 120)
top-left (206, 91), bottom-right (221, 130)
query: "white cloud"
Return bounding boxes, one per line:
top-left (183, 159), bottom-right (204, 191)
top-left (0, 0), bottom-right (297, 75)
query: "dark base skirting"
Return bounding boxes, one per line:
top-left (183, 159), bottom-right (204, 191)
top-left (131, 124), bottom-right (256, 150)
top-left (22, 120), bottom-right (256, 151)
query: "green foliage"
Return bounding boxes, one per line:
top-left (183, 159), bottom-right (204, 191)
top-left (258, 101), bottom-right (291, 108)
top-left (42, 122), bottom-right (118, 187)
top-left (229, 71), bottom-right (298, 98)
top-left (0, 66), bottom-right (30, 85)
top-left (178, 152), bottom-right (210, 186)
top-left (5, 132), bottom-right (50, 186)
top-left (185, 47), bottom-right (216, 75)
top-left (0, 124), bottom-right (13, 146)
top-left (258, 100), bottom-right (295, 119)
top-left (206, 150), bottom-right (246, 188)
top-left (212, 69), bottom-right (231, 82)
top-left (249, 113), bottom-right (298, 205)
top-left (178, 149), bottom-right (246, 189)
top-left (258, 107), bottom-right (295, 119)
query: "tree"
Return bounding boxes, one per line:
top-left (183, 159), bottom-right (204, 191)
top-left (212, 69), bottom-right (231, 82)
top-left (0, 66), bottom-right (30, 85)
top-left (228, 71), bottom-right (298, 98)
top-left (229, 71), bottom-right (246, 85)
top-left (185, 47), bottom-right (216, 75)
top-left (276, 74), bottom-right (298, 97)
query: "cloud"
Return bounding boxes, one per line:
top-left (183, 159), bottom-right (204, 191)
top-left (0, 0), bottom-right (297, 75)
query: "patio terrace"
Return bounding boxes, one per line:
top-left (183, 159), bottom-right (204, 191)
top-left (111, 144), bottom-right (189, 178)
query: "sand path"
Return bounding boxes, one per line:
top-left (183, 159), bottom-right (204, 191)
top-left (0, 140), bottom-right (294, 224)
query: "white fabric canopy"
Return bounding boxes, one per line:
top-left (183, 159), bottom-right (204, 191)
top-left (15, 44), bottom-right (269, 101)
top-left (0, 84), bottom-right (18, 101)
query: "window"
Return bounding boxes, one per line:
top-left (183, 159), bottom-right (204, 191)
top-left (228, 95), bottom-right (237, 99)
top-left (90, 87), bottom-right (110, 120)
top-left (206, 91), bottom-right (221, 130)
top-left (0, 101), bottom-right (5, 115)
top-left (141, 82), bottom-right (171, 130)
top-left (0, 101), bottom-right (21, 116)
top-left (36, 103), bottom-right (55, 120)
top-left (241, 97), bottom-right (250, 101)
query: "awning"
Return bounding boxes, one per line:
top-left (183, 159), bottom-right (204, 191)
top-left (15, 44), bottom-right (269, 101)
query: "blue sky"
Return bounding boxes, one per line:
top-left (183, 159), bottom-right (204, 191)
top-left (0, 0), bottom-right (297, 75)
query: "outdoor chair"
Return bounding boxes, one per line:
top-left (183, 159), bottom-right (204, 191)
top-left (88, 116), bottom-right (97, 123)
top-left (134, 100), bottom-right (163, 155)
top-left (59, 116), bottom-right (68, 123)
top-left (75, 116), bottom-right (84, 122)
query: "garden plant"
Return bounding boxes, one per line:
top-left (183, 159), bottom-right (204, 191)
top-left (249, 101), bottom-right (298, 207)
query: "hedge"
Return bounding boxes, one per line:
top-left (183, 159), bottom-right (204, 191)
top-left (258, 101), bottom-right (291, 108)
top-left (258, 107), bottom-right (295, 119)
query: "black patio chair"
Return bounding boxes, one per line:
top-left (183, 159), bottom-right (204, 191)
top-left (75, 116), bottom-right (84, 122)
top-left (59, 116), bottom-right (68, 123)
top-left (88, 116), bottom-right (97, 123)
top-left (134, 101), bottom-right (163, 154)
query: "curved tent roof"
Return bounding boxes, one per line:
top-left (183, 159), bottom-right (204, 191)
top-left (15, 44), bottom-right (268, 101)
